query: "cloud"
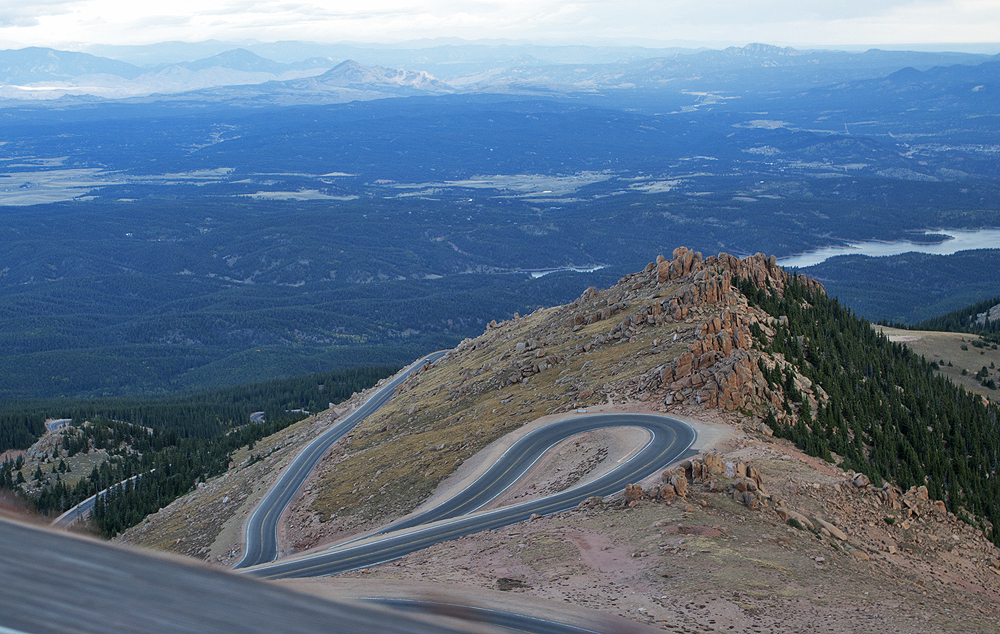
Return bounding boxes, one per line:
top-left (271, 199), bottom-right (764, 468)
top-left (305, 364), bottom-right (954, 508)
top-left (0, 0), bottom-right (76, 27)
top-left (0, 0), bottom-right (996, 48)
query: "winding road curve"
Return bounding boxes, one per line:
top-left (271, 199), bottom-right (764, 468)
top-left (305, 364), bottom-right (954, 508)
top-left (10, 351), bottom-right (695, 634)
top-left (243, 412), bottom-right (695, 580)
top-left (234, 350), bottom-right (448, 569)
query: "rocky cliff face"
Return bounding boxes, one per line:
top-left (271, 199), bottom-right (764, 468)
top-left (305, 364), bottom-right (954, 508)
top-left (976, 302), bottom-right (1000, 325)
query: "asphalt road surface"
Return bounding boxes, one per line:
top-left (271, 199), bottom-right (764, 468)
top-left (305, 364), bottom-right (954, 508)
top-left (0, 518), bottom-right (502, 634)
top-left (50, 472), bottom-right (149, 530)
top-left (234, 350), bottom-right (448, 569)
top-left (44, 418), bottom-right (71, 433)
top-left (246, 413), bottom-right (695, 579)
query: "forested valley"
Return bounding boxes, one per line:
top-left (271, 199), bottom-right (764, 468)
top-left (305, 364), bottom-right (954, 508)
top-left (0, 364), bottom-right (395, 536)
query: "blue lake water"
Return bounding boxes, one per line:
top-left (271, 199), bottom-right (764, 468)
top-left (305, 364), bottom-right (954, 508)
top-left (777, 229), bottom-right (1000, 268)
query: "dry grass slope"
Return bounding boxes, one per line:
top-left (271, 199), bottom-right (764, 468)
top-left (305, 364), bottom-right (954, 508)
top-left (877, 326), bottom-right (1000, 404)
top-left (304, 294), bottom-right (691, 534)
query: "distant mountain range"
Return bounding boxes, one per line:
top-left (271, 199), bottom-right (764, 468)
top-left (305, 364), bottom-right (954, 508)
top-left (804, 57), bottom-right (999, 109)
top-left (1, 42), bottom-right (996, 104)
top-left (0, 47), bottom-right (147, 82)
top-left (0, 47), bottom-right (333, 101)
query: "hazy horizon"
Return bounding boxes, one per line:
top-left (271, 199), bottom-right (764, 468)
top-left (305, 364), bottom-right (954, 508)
top-left (1, 37), bottom-right (997, 67)
top-left (1, 1), bottom-right (997, 56)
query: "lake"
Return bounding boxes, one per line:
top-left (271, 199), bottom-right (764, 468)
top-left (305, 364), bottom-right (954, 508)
top-left (777, 229), bottom-right (1000, 268)
top-left (526, 265), bottom-right (607, 278)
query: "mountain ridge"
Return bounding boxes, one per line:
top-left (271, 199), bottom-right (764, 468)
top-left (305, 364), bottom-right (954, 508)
top-left (2, 43), bottom-right (996, 103)
top-left (108, 247), bottom-right (1000, 630)
top-left (117, 247), bottom-right (831, 555)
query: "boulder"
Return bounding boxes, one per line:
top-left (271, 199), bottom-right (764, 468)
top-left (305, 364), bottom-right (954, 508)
top-left (624, 483), bottom-right (645, 503)
top-left (777, 508), bottom-right (814, 530)
top-left (879, 483), bottom-right (901, 504)
top-left (670, 474), bottom-right (688, 497)
top-left (732, 489), bottom-right (758, 508)
top-left (812, 518), bottom-right (848, 541)
top-left (657, 260), bottom-right (671, 284)
top-left (703, 453), bottom-right (725, 476)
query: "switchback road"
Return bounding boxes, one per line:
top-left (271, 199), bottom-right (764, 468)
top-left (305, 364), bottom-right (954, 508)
top-left (246, 413), bottom-right (695, 579)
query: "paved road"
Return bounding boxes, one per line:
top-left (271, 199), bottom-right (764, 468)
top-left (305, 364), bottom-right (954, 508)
top-left (0, 518), bottom-right (491, 634)
top-left (11, 350), bottom-right (683, 634)
top-left (49, 492), bottom-right (97, 530)
top-left (369, 413), bottom-right (693, 535)
top-left (234, 350), bottom-right (448, 569)
top-left (44, 418), bottom-right (71, 433)
top-left (246, 413), bottom-right (695, 579)
top-left (50, 472), bottom-right (150, 530)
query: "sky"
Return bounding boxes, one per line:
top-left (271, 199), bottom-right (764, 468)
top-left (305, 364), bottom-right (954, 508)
top-left (0, 0), bottom-right (998, 51)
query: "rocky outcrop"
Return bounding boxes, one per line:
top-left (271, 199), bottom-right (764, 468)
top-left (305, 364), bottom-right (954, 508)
top-left (975, 302), bottom-right (1000, 326)
top-left (554, 248), bottom-right (826, 417)
top-left (613, 249), bottom-right (823, 415)
top-left (388, 247), bottom-right (827, 442)
top-left (622, 452), bottom-right (767, 511)
top-left (655, 247), bottom-right (823, 297)
top-left (872, 481), bottom-right (961, 523)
